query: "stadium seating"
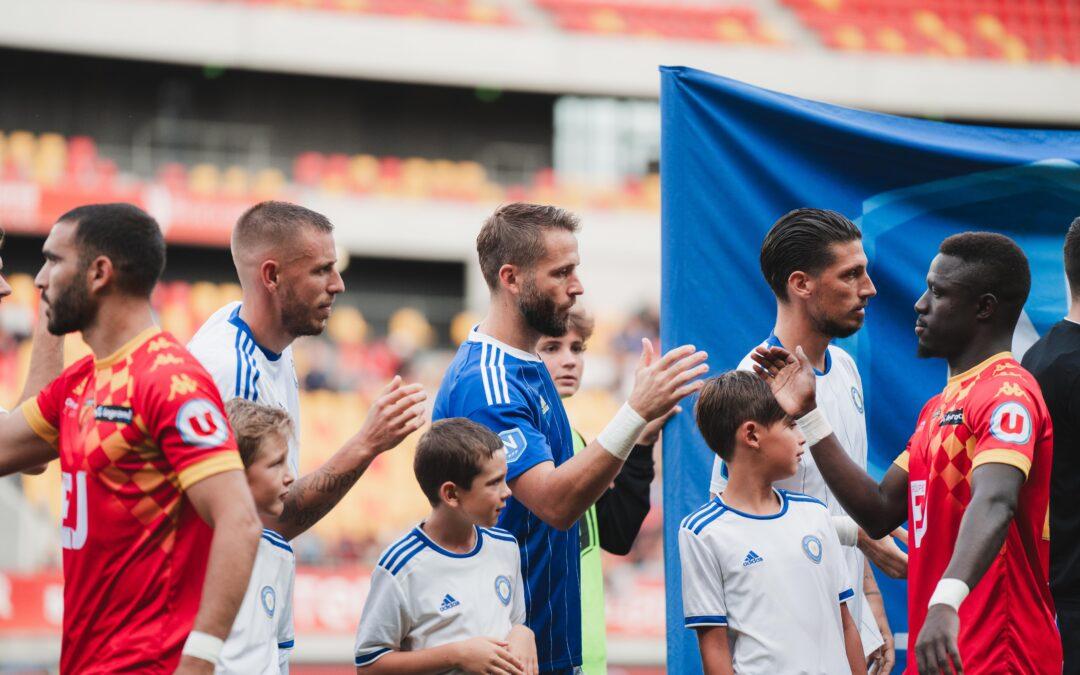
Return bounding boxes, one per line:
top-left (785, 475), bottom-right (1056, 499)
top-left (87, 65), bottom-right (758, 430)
top-left (783, 0), bottom-right (1080, 63)
top-left (533, 0), bottom-right (782, 43)
top-left (187, 0), bottom-right (514, 25)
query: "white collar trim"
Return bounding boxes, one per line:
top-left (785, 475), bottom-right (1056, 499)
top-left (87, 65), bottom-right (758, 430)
top-left (467, 326), bottom-right (541, 362)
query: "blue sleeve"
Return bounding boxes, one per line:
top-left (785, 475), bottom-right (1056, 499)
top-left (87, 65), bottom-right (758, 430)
top-left (466, 401), bottom-right (553, 481)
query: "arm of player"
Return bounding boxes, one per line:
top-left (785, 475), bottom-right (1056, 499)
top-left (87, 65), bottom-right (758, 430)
top-left (696, 627), bottom-right (735, 675)
top-left (277, 376), bottom-right (426, 540)
top-left (857, 527), bottom-right (908, 579)
top-left (913, 462), bottom-right (1024, 675)
top-left (513, 342), bottom-right (706, 530)
top-left (751, 345), bottom-right (908, 538)
top-left (362, 639), bottom-right (525, 675)
top-left (506, 625), bottom-right (538, 675)
top-left (841, 603), bottom-right (867, 675)
top-left (178, 470), bottom-right (261, 673)
top-left (0, 406), bottom-right (59, 476)
top-left (16, 303), bottom-right (64, 475)
top-left (862, 559), bottom-right (895, 675)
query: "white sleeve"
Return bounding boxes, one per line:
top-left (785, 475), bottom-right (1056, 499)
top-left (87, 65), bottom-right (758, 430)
top-left (187, 338), bottom-right (239, 403)
top-left (822, 512), bottom-right (854, 604)
top-left (277, 566), bottom-right (295, 674)
top-left (708, 455), bottom-right (728, 496)
top-left (511, 548), bottom-right (526, 626)
top-left (354, 566), bottom-right (410, 668)
top-left (678, 527), bottom-right (728, 629)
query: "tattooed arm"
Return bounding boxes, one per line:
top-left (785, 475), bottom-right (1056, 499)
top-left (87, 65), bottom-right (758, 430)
top-left (277, 377), bottom-right (427, 540)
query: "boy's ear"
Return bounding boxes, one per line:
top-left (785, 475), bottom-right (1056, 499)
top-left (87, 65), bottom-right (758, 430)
top-left (741, 420), bottom-right (761, 449)
top-left (438, 481), bottom-right (461, 507)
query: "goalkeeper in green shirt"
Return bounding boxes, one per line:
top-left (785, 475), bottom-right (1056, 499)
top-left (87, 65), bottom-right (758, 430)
top-left (538, 307), bottom-right (676, 674)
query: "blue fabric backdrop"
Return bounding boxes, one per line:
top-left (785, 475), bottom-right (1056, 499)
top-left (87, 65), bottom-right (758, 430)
top-left (659, 65), bottom-right (1080, 674)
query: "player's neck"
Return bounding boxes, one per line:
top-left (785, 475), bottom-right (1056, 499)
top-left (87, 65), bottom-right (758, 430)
top-left (478, 300), bottom-right (540, 355)
top-left (773, 308), bottom-right (831, 371)
top-left (82, 299), bottom-right (156, 360)
top-left (423, 507), bottom-right (479, 554)
top-left (239, 294), bottom-right (293, 354)
top-left (946, 333), bottom-right (1014, 376)
top-left (721, 468), bottom-right (781, 515)
top-left (1067, 296), bottom-right (1080, 324)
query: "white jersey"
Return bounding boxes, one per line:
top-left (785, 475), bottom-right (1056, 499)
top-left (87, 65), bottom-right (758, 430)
top-left (709, 340), bottom-right (882, 655)
top-left (679, 490), bottom-right (854, 675)
top-left (354, 525), bottom-right (527, 671)
top-left (188, 302), bottom-right (301, 477)
top-left (217, 529), bottom-right (295, 675)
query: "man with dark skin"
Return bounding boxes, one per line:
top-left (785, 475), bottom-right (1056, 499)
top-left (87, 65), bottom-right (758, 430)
top-left (751, 232), bottom-right (1061, 674)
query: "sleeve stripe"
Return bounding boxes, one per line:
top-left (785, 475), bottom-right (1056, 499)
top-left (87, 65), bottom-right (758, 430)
top-left (277, 640), bottom-right (295, 649)
top-left (176, 452), bottom-right (244, 490)
top-left (233, 329), bottom-right (244, 398)
top-left (893, 451), bottom-right (910, 472)
top-left (19, 399), bottom-right (58, 445)
top-left (839, 588), bottom-right (855, 602)
top-left (262, 534), bottom-right (294, 553)
top-left (685, 615), bottom-right (727, 628)
top-left (355, 648), bottom-right (391, 666)
top-left (972, 449), bottom-right (1032, 477)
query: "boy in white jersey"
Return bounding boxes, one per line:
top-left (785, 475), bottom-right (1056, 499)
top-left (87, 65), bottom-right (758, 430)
top-left (354, 418), bottom-right (537, 674)
top-left (681, 371), bottom-right (865, 674)
top-left (219, 399), bottom-right (297, 674)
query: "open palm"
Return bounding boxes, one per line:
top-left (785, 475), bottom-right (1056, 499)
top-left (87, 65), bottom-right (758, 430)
top-left (749, 345), bottom-right (818, 418)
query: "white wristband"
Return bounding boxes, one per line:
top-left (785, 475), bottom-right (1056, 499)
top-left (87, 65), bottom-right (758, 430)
top-left (928, 578), bottom-right (970, 611)
top-left (597, 403), bottom-right (647, 461)
top-left (795, 408), bottom-right (833, 447)
top-left (182, 630), bottom-right (224, 665)
top-left (831, 516), bottom-right (859, 547)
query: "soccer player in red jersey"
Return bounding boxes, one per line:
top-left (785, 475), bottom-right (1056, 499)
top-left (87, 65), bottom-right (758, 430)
top-left (0, 204), bottom-right (261, 674)
top-left (752, 232), bottom-right (1061, 674)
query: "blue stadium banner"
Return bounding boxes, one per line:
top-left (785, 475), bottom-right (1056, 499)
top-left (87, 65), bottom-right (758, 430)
top-left (659, 65), bottom-right (1080, 674)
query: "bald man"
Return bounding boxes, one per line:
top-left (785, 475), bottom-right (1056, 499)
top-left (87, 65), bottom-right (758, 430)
top-left (188, 201), bottom-right (427, 540)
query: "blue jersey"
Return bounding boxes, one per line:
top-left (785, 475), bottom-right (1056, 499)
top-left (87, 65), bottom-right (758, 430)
top-left (433, 328), bottom-right (581, 672)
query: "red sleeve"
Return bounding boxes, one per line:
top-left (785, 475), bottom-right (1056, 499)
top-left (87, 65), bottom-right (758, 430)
top-left (136, 345), bottom-right (242, 491)
top-left (967, 373), bottom-right (1046, 479)
top-left (20, 356), bottom-right (94, 447)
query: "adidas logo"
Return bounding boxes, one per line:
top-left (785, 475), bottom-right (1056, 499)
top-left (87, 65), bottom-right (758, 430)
top-left (742, 550), bottom-right (764, 567)
top-left (439, 594), bottom-right (460, 612)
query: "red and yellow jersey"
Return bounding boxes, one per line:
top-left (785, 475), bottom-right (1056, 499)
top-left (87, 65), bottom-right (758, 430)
top-left (895, 353), bottom-right (1060, 674)
top-left (21, 327), bottom-right (243, 674)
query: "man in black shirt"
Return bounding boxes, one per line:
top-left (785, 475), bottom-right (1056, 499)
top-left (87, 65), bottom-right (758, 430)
top-left (1022, 216), bottom-right (1080, 673)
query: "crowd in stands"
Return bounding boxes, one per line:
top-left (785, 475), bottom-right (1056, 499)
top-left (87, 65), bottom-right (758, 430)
top-left (0, 270), bottom-right (664, 575)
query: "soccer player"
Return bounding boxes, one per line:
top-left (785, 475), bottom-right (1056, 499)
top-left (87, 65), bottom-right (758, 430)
top-left (1022, 216), bottom-right (1080, 673)
top-left (752, 232), bottom-right (1062, 673)
top-left (353, 418), bottom-right (536, 675)
top-left (537, 306), bottom-right (671, 674)
top-left (707, 208), bottom-right (900, 669)
top-left (433, 203), bottom-right (707, 673)
top-left (0, 203), bottom-right (260, 674)
top-left (188, 201), bottom-right (426, 541)
top-left (681, 371), bottom-right (866, 674)
top-left (219, 399), bottom-right (298, 674)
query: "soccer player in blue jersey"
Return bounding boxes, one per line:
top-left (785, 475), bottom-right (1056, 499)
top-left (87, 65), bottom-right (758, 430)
top-left (433, 203), bottom-right (708, 673)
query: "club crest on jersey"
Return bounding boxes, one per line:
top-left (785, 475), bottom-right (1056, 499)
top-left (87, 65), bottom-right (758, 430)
top-left (939, 409), bottom-right (963, 426)
top-left (801, 535), bottom-right (823, 564)
top-left (989, 401), bottom-right (1032, 445)
top-left (499, 428), bottom-right (527, 463)
top-left (495, 575), bottom-right (512, 606)
top-left (260, 586), bottom-right (276, 617)
top-left (94, 405), bottom-right (133, 424)
top-left (850, 387), bottom-right (864, 414)
top-left (176, 399), bottom-right (229, 448)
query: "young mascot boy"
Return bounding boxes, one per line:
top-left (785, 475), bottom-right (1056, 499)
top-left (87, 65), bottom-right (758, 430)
top-left (219, 399), bottom-right (298, 674)
top-left (354, 418), bottom-right (537, 675)
top-left (680, 371), bottom-right (865, 674)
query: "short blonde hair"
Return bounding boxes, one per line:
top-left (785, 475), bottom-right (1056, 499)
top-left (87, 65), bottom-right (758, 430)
top-left (566, 306), bottom-right (595, 342)
top-left (224, 399), bottom-right (294, 467)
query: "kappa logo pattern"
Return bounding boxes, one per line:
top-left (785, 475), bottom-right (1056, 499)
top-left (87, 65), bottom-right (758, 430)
top-left (168, 374), bottom-right (200, 401)
top-left (150, 353), bottom-right (185, 371)
top-left (997, 382), bottom-right (1028, 399)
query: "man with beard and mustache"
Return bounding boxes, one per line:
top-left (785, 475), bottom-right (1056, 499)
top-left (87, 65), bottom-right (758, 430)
top-left (707, 208), bottom-right (903, 671)
top-left (432, 203), bottom-right (708, 674)
top-left (188, 201), bottom-right (427, 542)
top-left (752, 232), bottom-right (1061, 674)
top-left (0, 203), bottom-right (261, 674)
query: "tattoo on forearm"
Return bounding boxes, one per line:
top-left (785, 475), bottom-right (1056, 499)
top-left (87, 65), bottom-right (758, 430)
top-left (279, 466), bottom-right (365, 531)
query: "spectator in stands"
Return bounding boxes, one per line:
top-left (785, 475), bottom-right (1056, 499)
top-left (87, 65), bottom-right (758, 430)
top-left (537, 305), bottom-right (675, 674)
top-left (1022, 217), bottom-right (1080, 673)
top-left (432, 202), bottom-right (707, 673)
top-left (188, 201), bottom-right (427, 543)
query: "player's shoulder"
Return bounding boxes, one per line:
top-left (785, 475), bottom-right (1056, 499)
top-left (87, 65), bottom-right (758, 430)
top-left (680, 498), bottom-right (729, 537)
top-left (480, 526), bottom-right (520, 549)
top-left (970, 356), bottom-right (1045, 405)
top-left (443, 339), bottom-right (536, 410)
top-left (260, 529), bottom-right (294, 557)
top-left (826, 344), bottom-right (858, 372)
top-left (133, 332), bottom-right (215, 383)
top-left (375, 529), bottom-right (428, 579)
top-left (781, 489), bottom-right (828, 511)
top-left (188, 302), bottom-right (241, 347)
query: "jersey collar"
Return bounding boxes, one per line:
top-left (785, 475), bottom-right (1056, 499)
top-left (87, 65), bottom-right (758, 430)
top-left (94, 326), bottom-right (162, 369)
top-left (229, 305), bottom-right (283, 362)
top-left (413, 524), bottom-right (484, 558)
top-left (467, 326), bottom-right (541, 362)
top-left (712, 488), bottom-right (789, 520)
top-left (766, 332), bottom-right (831, 376)
top-left (946, 351), bottom-right (1012, 385)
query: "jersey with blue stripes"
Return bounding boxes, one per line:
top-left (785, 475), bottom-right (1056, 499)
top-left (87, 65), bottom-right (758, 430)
top-left (188, 302), bottom-right (301, 477)
top-left (679, 489), bottom-right (854, 674)
top-left (354, 525), bottom-right (526, 672)
top-left (432, 327), bottom-right (581, 672)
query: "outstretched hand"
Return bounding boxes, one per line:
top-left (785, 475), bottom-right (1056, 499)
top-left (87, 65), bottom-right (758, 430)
top-left (356, 376), bottom-right (427, 455)
top-left (627, 339), bottom-right (708, 422)
top-left (750, 345), bottom-right (818, 418)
